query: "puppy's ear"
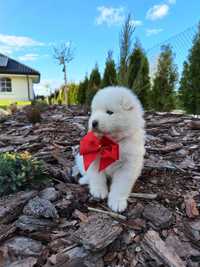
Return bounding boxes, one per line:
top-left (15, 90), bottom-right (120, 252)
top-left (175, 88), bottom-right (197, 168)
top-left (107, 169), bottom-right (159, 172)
top-left (121, 96), bottom-right (134, 111)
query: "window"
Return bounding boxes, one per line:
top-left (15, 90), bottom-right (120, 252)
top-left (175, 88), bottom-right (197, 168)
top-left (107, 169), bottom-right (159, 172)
top-left (0, 78), bottom-right (12, 92)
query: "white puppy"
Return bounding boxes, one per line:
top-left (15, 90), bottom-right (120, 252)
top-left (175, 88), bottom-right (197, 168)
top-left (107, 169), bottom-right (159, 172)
top-left (78, 86), bottom-right (145, 212)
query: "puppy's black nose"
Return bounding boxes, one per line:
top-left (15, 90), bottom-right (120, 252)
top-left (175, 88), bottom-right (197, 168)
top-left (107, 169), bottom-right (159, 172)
top-left (92, 120), bottom-right (98, 129)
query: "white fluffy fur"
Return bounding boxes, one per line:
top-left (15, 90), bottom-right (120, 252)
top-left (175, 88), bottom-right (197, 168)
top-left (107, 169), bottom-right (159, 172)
top-left (79, 86), bottom-right (145, 212)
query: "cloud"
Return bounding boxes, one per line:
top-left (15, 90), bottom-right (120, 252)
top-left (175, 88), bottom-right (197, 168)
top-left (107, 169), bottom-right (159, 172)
top-left (95, 6), bottom-right (125, 26)
top-left (0, 34), bottom-right (44, 55)
top-left (18, 53), bottom-right (39, 61)
top-left (0, 45), bottom-right (13, 55)
top-left (130, 20), bottom-right (143, 27)
top-left (0, 34), bottom-right (43, 48)
top-left (146, 4), bottom-right (169, 20)
top-left (168, 0), bottom-right (176, 4)
top-left (146, 28), bottom-right (163, 36)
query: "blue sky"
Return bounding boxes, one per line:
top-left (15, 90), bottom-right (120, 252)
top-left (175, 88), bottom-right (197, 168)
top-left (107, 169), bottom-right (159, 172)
top-left (0, 0), bottom-right (200, 95)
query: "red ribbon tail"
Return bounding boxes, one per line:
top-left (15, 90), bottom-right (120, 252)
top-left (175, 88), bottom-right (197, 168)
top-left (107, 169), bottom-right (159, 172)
top-left (83, 153), bottom-right (97, 171)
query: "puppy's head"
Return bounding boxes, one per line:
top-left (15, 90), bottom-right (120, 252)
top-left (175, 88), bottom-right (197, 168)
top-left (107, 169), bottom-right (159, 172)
top-left (88, 86), bottom-right (144, 138)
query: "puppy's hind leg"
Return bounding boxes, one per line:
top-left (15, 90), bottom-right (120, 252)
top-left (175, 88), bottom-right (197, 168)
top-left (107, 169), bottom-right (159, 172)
top-left (75, 153), bottom-right (91, 185)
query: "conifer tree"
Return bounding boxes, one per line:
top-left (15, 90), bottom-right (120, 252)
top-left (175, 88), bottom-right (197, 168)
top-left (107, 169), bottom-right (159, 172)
top-left (118, 14), bottom-right (135, 86)
top-left (179, 62), bottom-right (192, 112)
top-left (86, 64), bottom-right (101, 105)
top-left (102, 51), bottom-right (117, 88)
top-left (77, 75), bottom-right (88, 104)
top-left (179, 24), bottom-right (200, 114)
top-left (127, 41), bottom-right (151, 109)
top-left (151, 45), bottom-right (178, 111)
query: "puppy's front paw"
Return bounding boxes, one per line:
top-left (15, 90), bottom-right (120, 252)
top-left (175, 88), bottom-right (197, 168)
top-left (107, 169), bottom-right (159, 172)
top-left (108, 196), bottom-right (127, 212)
top-left (90, 185), bottom-right (108, 199)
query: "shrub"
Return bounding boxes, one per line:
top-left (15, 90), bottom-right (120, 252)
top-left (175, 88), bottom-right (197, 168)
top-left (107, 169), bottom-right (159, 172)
top-left (0, 152), bottom-right (49, 196)
top-left (9, 102), bottom-right (18, 114)
top-left (25, 106), bottom-right (42, 123)
top-left (31, 99), bottom-right (49, 112)
top-left (58, 99), bottom-right (62, 105)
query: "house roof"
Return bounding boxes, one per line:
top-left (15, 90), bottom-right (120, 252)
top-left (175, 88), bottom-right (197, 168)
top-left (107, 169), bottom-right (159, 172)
top-left (0, 53), bottom-right (40, 82)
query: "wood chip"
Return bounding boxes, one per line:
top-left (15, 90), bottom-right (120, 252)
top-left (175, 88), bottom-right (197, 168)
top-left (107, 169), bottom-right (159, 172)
top-left (72, 214), bottom-right (122, 251)
top-left (142, 230), bottom-right (186, 267)
top-left (129, 193), bottom-right (158, 200)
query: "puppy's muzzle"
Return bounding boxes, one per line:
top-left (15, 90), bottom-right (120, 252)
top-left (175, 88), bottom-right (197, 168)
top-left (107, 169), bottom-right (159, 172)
top-left (92, 120), bottom-right (98, 129)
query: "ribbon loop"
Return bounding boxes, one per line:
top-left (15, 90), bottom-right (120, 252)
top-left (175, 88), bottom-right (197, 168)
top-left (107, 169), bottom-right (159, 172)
top-left (80, 131), bottom-right (119, 172)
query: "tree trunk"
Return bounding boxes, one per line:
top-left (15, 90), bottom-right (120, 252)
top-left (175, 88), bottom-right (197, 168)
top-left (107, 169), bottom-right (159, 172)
top-left (63, 62), bottom-right (68, 105)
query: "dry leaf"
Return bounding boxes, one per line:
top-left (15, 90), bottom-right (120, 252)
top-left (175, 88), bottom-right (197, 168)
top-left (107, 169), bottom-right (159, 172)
top-left (184, 196), bottom-right (199, 218)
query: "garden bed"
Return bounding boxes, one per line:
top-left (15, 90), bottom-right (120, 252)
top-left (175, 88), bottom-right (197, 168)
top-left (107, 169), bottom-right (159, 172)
top-left (0, 105), bottom-right (199, 267)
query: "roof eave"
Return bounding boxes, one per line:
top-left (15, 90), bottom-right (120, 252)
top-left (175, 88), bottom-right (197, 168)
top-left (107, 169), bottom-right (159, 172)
top-left (32, 74), bottom-right (40, 83)
top-left (0, 72), bottom-right (40, 83)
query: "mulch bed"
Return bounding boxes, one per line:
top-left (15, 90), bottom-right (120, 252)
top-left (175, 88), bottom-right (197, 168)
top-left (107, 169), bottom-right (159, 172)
top-left (0, 106), bottom-right (200, 267)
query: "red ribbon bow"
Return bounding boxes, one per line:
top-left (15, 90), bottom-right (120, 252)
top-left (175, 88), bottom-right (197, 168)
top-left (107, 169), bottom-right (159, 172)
top-left (80, 131), bottom-right (119, 172)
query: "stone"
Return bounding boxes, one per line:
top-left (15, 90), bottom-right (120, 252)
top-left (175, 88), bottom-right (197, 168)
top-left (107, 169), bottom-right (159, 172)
top-left (23, 196), bottom-right (59, 219)
top-left (0, 191), bottom-right (37, 224)
top-left (16, 215), bottom-right (57, 232)
top-left (39, 187), bottom-right (59, 202)
top-left (5, 257), bottom-right (37, 267)
top-left (4, 236), bottom-right (43, 257)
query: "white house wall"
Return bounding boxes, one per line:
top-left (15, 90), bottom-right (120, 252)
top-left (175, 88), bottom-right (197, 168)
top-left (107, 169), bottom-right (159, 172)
top-left (0, 74), bottom-right (35, 101)
top-left (28, 78), bottom-right (34, 99)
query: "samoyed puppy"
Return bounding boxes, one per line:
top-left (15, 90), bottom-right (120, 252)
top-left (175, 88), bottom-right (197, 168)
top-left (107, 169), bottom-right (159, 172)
top-left (77, 86), bottom-right (145, 212)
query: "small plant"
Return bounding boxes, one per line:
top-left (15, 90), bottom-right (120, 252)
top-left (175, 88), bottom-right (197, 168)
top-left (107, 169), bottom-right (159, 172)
top-left (58, 99), bottom-right (62, 105)
top-left (25, 106), bottom-right (42, 123)
top-left (9, 103), bottom-right (18, 114)
top-left (31, 99), bottom-right (49, 112)
top-left (0, 152), bottom-right (49, 196)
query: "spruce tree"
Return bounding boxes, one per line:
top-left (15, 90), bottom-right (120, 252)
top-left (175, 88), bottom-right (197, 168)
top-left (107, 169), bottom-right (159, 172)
top-left (179, 24), bottom-right (200, 114)
top-left (118, 14), bottom-right (135, 86)
top-left (77, 75), bottom-right (88, 104)
top-left (179, 62), bottom-right (192, 112)
top-left (102, 51), bottom-right (117, 88)
top-left (151, 45), bottom-right (178, 111)
top-left (127, 41), bottom-right (151, 109)
top-left (127, 41), bottom-right (143, 89)
top-left (86, 64), bottom-right (101, 105)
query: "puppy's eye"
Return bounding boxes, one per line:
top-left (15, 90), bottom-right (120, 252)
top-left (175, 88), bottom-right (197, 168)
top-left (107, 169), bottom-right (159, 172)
top-left (106, 110), bottom-right (113, 115)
